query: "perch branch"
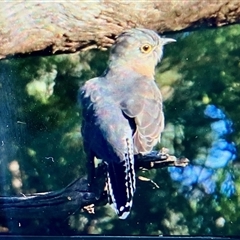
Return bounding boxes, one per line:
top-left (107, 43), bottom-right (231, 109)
top-left (0, 149), bottom-right (189, 220)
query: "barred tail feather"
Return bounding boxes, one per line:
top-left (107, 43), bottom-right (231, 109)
top-left (107, 139), bottom-right (135, 219)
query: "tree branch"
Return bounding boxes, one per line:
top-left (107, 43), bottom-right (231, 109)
top-left (0, 149), bottom-right (189, 220)
top-left (1, 1), bottom-right (240, 59)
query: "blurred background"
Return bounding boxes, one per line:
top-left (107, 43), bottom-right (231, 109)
top-left (0, 24), bottom-right (239, 235)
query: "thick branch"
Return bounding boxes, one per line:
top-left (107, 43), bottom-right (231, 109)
top-left (0, 1), bottom-right (240, 59)
top-left (0, 149), bottom-right (188, 220)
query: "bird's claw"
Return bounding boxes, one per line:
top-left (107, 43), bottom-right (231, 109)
top-left (157, 148), bottom-right (189, 167)
top-left (136, 148), bottom-right (189, 169)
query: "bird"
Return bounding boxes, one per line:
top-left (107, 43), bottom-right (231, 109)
top-left (79, 28), bottom-right (175, 219)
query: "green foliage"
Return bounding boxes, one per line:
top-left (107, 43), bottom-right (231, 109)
top-left (1, 25), bottom-right (240, 235)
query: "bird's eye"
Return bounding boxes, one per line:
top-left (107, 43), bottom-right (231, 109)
top-left (140, 44), bottom-right (152, 54)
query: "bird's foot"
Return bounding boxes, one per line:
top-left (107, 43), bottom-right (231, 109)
top-left (158, 147), bottom-right (189, 167)
top-left (135, 148), bottom-right (189, 170)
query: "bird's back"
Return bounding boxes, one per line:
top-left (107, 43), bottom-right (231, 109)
top-left (79, 28), bottom-right (174, 219)
top-left (80, 76), bottom-right (136, 219)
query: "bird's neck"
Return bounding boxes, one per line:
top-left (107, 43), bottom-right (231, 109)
top-left (107, 60), bottom-right (155, 80)
top-left (131, 62), bottom-right (155, 80)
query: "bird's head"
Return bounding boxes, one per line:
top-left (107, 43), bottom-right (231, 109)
top-left (109, 28), bottom-right (175, 79)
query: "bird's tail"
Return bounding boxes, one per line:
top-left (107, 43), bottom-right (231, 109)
top-left (107, 151), bottom-right (136, 219)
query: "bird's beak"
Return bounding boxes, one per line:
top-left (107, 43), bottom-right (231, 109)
top-left (162, 38), bottom-right (176, 45)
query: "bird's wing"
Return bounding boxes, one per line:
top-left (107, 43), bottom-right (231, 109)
top-left (80, 78), bottom-right (136, 219)
top-left (120, 79), bottom-right (164, 154)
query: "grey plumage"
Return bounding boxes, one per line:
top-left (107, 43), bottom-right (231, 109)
top-left (79, 28), bottom-right (175, 219)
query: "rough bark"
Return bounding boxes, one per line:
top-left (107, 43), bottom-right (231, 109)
top-left (0, 1), bottom-right (240, 59)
